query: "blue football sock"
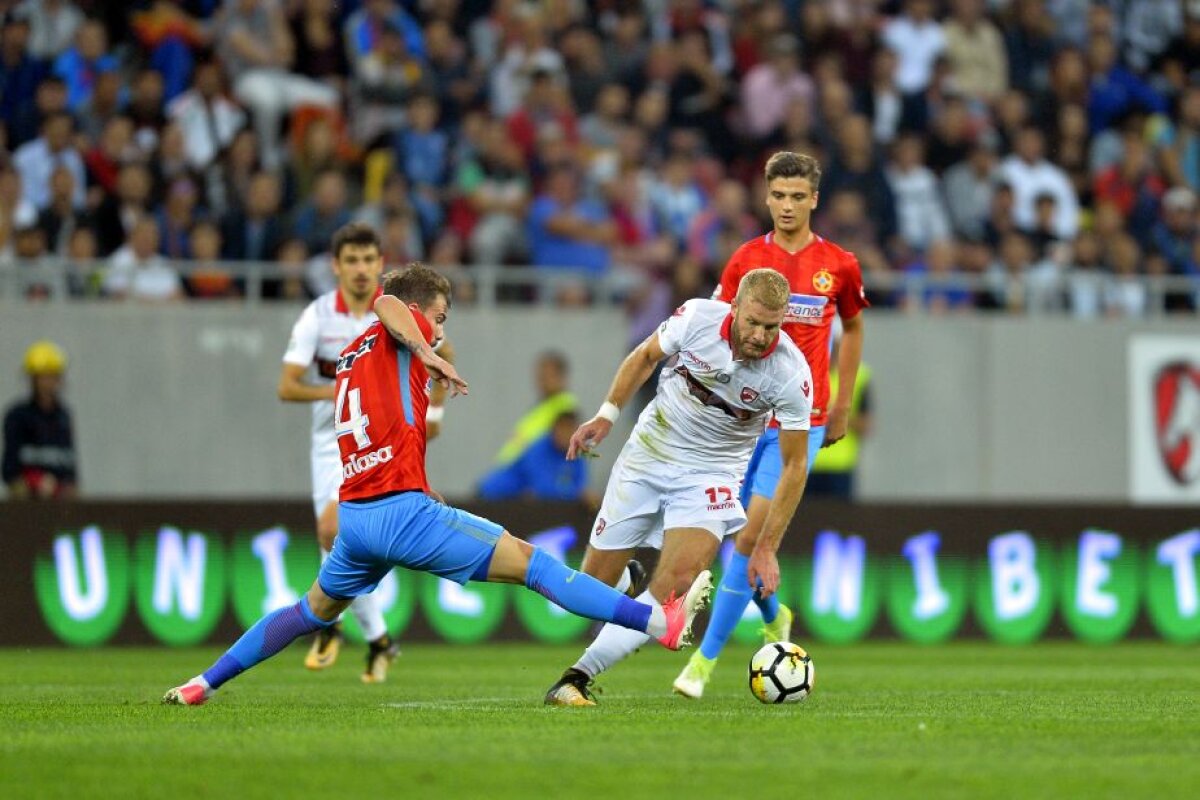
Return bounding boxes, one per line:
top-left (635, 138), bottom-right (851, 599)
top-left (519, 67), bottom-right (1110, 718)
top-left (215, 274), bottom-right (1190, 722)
top-left (699, 551), bottom-right (755, 660)
top-left (202, 595), bottom-right (332, 689)
top-left (525, 547), bottom-right (651, 633)
top-left (754, 588), bottom-right (780, 624)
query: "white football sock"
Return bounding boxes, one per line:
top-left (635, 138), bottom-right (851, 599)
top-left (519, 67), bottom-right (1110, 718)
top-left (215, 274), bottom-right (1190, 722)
top-left (349, 591), bottom-right (388, 642)
top-left (575, 590), bottom-right (658, 677)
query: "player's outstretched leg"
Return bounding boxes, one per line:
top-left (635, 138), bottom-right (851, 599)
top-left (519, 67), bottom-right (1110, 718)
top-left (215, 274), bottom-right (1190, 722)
top-left (487, 532), bottom-right (710, 651)
top-left (164, 584), bottom-right (349, 705)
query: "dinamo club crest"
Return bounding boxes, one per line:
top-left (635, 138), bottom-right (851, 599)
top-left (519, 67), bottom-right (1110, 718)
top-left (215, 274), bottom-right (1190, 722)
top-left (1155, 362), bottom-right (1200, 485)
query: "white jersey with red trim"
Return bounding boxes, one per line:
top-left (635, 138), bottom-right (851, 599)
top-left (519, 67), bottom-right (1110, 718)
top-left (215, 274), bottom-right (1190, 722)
top-left (283, 290), bottom-right (379, 454)
top-left (622, 298), bottom-right (812, 475)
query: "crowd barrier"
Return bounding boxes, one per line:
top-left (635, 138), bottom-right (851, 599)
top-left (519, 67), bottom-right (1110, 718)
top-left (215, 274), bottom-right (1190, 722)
top-left (4, 501), bottom-right (1198, 647)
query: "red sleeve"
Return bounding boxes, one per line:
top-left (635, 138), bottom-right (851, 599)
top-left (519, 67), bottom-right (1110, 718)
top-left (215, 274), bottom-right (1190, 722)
top-left (837, 252), bottom-right (870, 318)
top-left (716, 246), bottom-right (748, 302)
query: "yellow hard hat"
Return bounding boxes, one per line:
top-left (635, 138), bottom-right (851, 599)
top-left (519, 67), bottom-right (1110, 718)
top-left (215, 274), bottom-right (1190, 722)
top-left (23, 340), bottom-right (68, 375)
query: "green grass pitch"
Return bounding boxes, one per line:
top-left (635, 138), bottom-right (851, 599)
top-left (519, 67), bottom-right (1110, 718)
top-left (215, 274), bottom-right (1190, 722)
top-left (1, 642), bottom-right (1197, 799)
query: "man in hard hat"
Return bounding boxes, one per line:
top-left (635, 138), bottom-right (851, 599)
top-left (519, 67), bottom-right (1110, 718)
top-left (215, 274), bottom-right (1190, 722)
top-left (3, 341), bottom-right (77, 500)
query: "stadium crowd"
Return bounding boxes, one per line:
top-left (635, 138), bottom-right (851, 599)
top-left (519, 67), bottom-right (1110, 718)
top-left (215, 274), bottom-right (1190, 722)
top-left (0, 0), bottom-right (1198, 315)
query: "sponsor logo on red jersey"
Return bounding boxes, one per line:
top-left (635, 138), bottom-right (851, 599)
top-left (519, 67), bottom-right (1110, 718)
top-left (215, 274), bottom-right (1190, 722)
top-left (1156, 362), bottom-right (1200, 485)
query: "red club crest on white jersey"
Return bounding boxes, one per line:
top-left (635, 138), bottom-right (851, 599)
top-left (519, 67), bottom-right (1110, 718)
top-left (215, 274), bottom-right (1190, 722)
top-left (740, 386), bottom-right (760, 404)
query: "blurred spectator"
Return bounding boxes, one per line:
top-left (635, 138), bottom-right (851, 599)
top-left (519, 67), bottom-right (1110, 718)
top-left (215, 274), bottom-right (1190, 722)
top-left (3, 340), bottom-right (77, 500)
top-left (262, 236), bottom-right (311, 300)
top-left (942, 0), bottom-right (1007, 102)
top-left (686, 179), bottom-right (757, 271)
top-left (1122, 0), bottom-right (1183, 72)
top-left (350, 15), bottom-right (426, 144)
top-left (13, 111), bottom-right (85, 211)
top-left (526, 164), bottom-right (615, 276)
top-left (881, 0), bottom-right (945, 95)
top-left (129, 1), bottom-right (209, 103)
top-left (824, 115), bottom-right (899, 247)
top-left (208, 127), bottom-right (260, 215)
top-left (84, 115), bottom-right (136, 198)
top-left (167, 59), bottom-right (247, 172)
top-left (477, 410), bottom-right (591, 503)
top-left (1003, 0), bottom-right (1057, 94)
top-left (52, 17), bottom-right (117, 112)
top-left (560, 25), bottom-right (609, 115)
top-left (343, 0), bottom-right (424, 68)
top-left (379, 211), bottom-right (424, 266)
top-left (740, 34), bottom-right (814, 143)
top-left (668, 29), bottom-right (732, 157)
top-left (457, 121), bottom-right (529, 265)
top-left (422, 18), bottom-right (479, 126)
top-left (63, 225), bottom-right (98, 296)
top-left (184, 218), bottom-right (238, 299)
top-left (291, 0), bottom-right (348, 89)
top-left (1093, 131), bottom-right (1166, 244)
top-left (94, 163), bottom-right (153, 255)
top-left (983, 230), bottom-right (1037, 312)
top-left (491, 350), bottom-right (577, 467)
top-left (1156, 6), bottom-right (1200, 95)
top-left (128, 69), bottom-right (168, 153)
top-left (925, 95), bottom-right (973, 174)
top-left (816, 188), bottom-right (890, 277)
top-left (1159, 85), bottom-right (1200, 192)
top-left (649, 151), bottom-right (706, 247)
top-left (157, 176), bottom-right (200, 259)
top-left (0, 11), bottom-right (48, 135)
top-left (902, 239), bottom-right (974, 313)
top-left (943, 138), bottom-right (999, 241)
top-left (0, 165), bottom-right (35, 260)
top-left (286, 113), bottom-right (344, 204)
top-left (1151, 186), bottom-right (1199, 277)
top-left (580, 83), bottom-right (628, 151)
top-left (489, 5), bottom-right (563, 118)
top-left (103, 216), bottom-right (184, 301)
top-left (1086, 32), bottom-right (1166, 136)
top-left (220, 170), bottom-right (286, 261)
top-left (217, 0), bottom-right (338, 167)
top-left (395, 92), bottom-right (449, 238)
top-left (886, 133), bottom-right (952, 252)
top-left (1104, 232), bottom-right (1148, 317)
top-left (23, 0), bottom-right (83, 62)
top-left (7, 72), bottom-right (67, 149)
top-left (36, 164), bottom-right (92, 254)
top-left (506, 68), bottom-right (578, 166)
top-left (1065, 230), bottom-right (1107, 318)
top-left (77, 67), bottom-right (122, 143)
top-left (291, 168), bottom-right (351, 254)
top-left (1000, 125), bottom-right (1079, 240)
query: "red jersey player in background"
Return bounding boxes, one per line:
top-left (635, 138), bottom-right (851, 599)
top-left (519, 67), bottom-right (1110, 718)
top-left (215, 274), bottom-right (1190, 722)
top-left (165, 264), bottom-right (712, 705)
top-left (674, 151), bottom-right (869, 699)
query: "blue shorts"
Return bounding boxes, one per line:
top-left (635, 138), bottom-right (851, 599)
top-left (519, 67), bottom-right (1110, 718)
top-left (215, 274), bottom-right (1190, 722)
top-left (740, 425), bottom-right (826, 506)
top-left (318, 492), bottom-right (505, 599)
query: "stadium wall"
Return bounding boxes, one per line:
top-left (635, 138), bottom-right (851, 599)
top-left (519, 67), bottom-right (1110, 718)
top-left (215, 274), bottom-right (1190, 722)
top-left (1, 306), bottom-right (1198, 502)
top-left (4, 501), bottom-right (1198, 646)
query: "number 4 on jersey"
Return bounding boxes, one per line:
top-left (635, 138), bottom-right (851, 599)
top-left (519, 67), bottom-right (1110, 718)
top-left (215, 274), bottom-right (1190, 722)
top-left (335, 379), bottom-right (371, 448)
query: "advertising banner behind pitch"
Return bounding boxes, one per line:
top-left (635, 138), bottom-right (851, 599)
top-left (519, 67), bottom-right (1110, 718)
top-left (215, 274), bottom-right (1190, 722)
top-left (4, 501), bottom-right (1200, 647)
top-left (1130, 335), bottom-right (1200, 505)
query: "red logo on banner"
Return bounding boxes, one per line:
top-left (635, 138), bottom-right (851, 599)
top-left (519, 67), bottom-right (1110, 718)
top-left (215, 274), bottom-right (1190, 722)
top-left (1155, 362), bottom-right (1200, 485)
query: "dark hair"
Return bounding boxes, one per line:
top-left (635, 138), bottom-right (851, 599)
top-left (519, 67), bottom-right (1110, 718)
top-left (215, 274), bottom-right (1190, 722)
top-left (538, 350), bottom-right (570, 375)
top-left (383, 263), bottom-right (452, 309)
top-left (764, 151), bottom-right (822, 190)
top-left (330, 222), bottom-right (381, 259)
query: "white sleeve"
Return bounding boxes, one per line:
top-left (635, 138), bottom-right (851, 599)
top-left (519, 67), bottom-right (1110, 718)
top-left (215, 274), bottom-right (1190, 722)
top-left (655, 300), bottom-right (700, 356)
top-left (772, 366), bottom-right (813, 432)
top-left (282, 304), bottom-right (319, 366)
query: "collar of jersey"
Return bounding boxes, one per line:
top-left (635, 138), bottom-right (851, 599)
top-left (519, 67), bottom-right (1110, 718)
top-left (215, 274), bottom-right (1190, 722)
top-left (336, 286), bottom-right (384, 315)
top-left (720, 313), bottom-right (780, 360)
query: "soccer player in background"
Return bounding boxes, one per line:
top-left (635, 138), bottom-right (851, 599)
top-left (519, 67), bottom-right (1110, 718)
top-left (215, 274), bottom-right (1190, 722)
top-left (277, 223), bottom-right (398, 682)
top-left (544, 269), bottom-right (813, 706)
top-left (673, 152), bottom-right (869, 699)
top-left (164, 265), bottom-right (709, 706)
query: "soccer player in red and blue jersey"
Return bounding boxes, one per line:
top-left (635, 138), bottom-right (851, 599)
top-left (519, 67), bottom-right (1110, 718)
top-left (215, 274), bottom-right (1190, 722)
top-left (674, 152), bottom-right (869, 698)
top-left (165, 265), bottom-right (711, 705)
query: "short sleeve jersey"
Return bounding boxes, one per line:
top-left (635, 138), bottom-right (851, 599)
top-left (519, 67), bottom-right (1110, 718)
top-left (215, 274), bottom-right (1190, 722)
top-left (715, 234), bottom-right (868, 426)
top-left (623, 299), bottom-right (812, 475)
top-left (335, 308), bottom-right (436, 501)
top-left (282, 289), bottom-right (381, 451)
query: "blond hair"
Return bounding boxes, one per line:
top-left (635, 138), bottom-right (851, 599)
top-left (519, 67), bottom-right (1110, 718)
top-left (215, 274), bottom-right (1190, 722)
top-left (736, 269), bottom-right (790, 310)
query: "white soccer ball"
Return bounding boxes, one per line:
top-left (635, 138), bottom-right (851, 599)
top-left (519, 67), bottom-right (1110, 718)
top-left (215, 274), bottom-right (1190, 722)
top-left (748, 641), bottom-right (814, 704)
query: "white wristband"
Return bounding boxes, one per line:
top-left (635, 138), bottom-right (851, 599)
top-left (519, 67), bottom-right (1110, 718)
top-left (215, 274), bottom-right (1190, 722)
top-left (425, 405), bottom-right (445, 424)
top-left (596, 401), bottom-right (620, 424)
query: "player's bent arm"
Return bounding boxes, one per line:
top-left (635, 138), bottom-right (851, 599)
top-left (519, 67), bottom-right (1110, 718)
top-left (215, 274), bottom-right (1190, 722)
top-left (427, 338), bottom-right (455, 439)
top-left (567, 332), bottom-right (667, 459)
top-left (749, 428), bottom-right (809, 595)
top-left (374, 295), bottom-right (467, 395)
top-left (826, 311), bottom-right (865, 446)
top-left (277, 362), bottom-right (336, 403)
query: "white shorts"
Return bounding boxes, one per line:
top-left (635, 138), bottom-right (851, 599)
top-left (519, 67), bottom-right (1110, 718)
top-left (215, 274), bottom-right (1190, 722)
top-left (311, 441), bottom-right (342, 516)
top-left (588, 453), bottom-right (746, 551)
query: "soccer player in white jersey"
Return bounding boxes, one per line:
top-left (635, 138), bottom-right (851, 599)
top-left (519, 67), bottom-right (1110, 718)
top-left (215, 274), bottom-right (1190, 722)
top-left (278, 223), bottom-right (398, 682)
top-left (544, 269), bottom-right (814, 706)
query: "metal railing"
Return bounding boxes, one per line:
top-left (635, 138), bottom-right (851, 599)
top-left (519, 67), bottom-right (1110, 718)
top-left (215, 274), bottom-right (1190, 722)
top-left (1, 257), bottom-right (1197, 315)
